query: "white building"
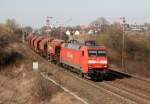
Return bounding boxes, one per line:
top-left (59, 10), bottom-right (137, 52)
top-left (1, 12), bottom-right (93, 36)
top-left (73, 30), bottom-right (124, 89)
top-left (66, 30), bottom-right (71, 36)
top-left (88, 29), bottom-right (94, 35)
top-left (74, 30), bottom-right (80, 35)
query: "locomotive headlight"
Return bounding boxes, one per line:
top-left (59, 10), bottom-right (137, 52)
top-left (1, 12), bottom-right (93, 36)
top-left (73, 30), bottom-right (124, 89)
top-left (99, 60), bottom-right (107, 64)
top-left (88, 60), bottom-right (96, 64)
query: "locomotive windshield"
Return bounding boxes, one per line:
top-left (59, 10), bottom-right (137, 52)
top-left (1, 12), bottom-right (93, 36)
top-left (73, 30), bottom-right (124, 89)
top-left (88, 50), bottom-right (106, 57)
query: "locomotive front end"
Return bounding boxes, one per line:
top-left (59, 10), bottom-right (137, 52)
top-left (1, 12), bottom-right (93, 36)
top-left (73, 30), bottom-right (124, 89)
top-left (87, 46), bottom-right (109, 79)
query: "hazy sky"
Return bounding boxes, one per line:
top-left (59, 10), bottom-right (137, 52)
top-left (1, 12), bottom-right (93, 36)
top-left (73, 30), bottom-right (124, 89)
top-left (0, 0), bottom-right (150, 28)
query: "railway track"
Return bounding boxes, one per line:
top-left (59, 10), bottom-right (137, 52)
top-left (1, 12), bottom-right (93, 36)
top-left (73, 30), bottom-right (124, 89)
top-left (103, 81), bottom-right (150, 102)
top-left (97, 82), bottom-right (150, 104)
top-left (106, 70), bottom-right (150, 99)
top-left (23, 43), bottom-right (150, 104)
top-left (67, 71), bottom-right (150, 104)
top-left (109, 70), bottom-right (150, 84)
top-left (59, 63), bottom-right (150, 104)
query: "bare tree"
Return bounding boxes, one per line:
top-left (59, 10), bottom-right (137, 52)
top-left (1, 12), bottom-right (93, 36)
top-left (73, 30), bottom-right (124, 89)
top-left (23, 26), bottom-right (33, 33)
top-left (90, 17), bottom-right (109, 27)
top-left (90, 17), bottom-right (110, 33)
top-left (5, 19), bottom-right (18, 34)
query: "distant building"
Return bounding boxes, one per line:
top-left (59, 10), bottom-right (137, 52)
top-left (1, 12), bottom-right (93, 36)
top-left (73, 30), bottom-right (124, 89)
top-left (129, 25), bottom-right (145, 32)
top-left (74, 30), bottom-right (80, 35)
top-left (119, 23), bottom-right (150, 32)
top-left (66, 30), bottom-right (71, 36)
top-left (88, 29), bottom-right (94, 35)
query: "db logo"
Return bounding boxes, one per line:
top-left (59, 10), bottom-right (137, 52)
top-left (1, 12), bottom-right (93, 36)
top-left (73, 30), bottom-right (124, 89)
top-left (67, 52), bottom-right (73, 59)
top-left (49, 46), bottom-right (52, 50)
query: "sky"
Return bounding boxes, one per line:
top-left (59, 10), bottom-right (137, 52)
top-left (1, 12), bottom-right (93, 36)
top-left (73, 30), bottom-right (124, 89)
top-left (0, 0), bottom-right (150, 28)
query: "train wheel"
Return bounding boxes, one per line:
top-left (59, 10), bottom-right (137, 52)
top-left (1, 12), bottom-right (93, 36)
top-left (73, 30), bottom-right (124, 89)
top-left (47, 54), bottom-right (50, 62)
top-left (49, 54), bottom-right (53, 62)
top-left (59, 63), bottom-right (63, 67)
top-left (98, 74), bottom-right (103, 81)
top-left (56, 60), bottom-right (60, 66)
top-left (80, 72), bottom-right (84, 78)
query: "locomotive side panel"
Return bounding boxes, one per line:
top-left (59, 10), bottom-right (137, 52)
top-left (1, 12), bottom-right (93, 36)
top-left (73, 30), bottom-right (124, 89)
top-left (60, 46), bottom-right (87, 73)
top-left (60, 47), bottom-right (81, 70)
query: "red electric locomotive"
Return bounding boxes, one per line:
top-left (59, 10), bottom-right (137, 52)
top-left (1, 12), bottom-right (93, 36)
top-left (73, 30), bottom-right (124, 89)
top-left (26, 34), bottom-right (109, 80)
top-left (60, 41), bottom-right (109, 79)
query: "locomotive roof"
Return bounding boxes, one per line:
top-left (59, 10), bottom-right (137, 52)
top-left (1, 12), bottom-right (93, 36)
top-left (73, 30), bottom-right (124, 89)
top-left (64, 43), bottom-right (81, 50)
top-left (64, 43), bottom-right (106, 50)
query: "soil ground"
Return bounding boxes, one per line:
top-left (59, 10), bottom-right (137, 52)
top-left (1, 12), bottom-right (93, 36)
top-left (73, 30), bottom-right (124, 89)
top-left (0, 42), bottom-right (83, 104)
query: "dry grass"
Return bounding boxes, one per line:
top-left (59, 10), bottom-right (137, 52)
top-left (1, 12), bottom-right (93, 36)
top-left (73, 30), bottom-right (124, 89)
top-left (125, 60), bottom-right (150, 77)
top-left (32, 73), bottom-right (62, 101)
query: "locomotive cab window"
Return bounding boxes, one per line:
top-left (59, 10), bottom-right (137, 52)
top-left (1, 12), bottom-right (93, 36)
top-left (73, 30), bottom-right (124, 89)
top-left (97, 50), bottom-right (106, 56)
top-left (88, 50), bottom-right (106, 57)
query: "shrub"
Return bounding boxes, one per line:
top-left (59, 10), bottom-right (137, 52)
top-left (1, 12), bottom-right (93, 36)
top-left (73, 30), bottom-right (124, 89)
top-left (32, 73), bottom-right (61, 100)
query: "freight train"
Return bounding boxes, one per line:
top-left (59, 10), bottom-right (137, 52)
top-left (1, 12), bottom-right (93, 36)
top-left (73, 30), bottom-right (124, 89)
top-left (27, 35), bottom-right (109, 80)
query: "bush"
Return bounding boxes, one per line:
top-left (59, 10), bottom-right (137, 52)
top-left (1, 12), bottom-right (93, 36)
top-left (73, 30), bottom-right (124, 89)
top-left (0, 19), bottom-right (23, 67)
top-left (0, 50), bottom-right (23, 68)
top-left (32, 73), bottom-right (61, 100)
